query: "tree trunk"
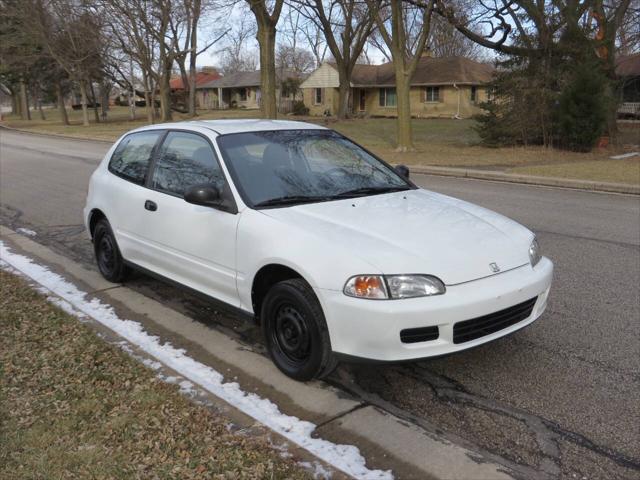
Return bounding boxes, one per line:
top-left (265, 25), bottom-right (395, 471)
top-left (257, 24), bottom-right (278, 119)
top-left (337, 75), bottom-right (351, 119)
top-left (57, 82), bottom-right (69, 125)
top-left (37, 96), bottom-right (46, 120)
top-left (603, 76), bottom-right (619, 144)
top-left (395, 74), bottom-right (413, 152)
top-left (19, 81), bottom-right (30, 121)
top-left (188, 64), bottom-right (197, 117)
top-left (79, 80), bottom-right (90, 126)
top-left (11, 91), bottom-right (19, 116)
top-left (159, 62), bottom-right (173, 122)
top-left (89, 82), bottom-right (100, 123)
top-left (142, 71), bottom-right (154, 124)
top-left (188, 27), bottom-right (198, 117)
top-left (129, 57), bottom-right (136, 121)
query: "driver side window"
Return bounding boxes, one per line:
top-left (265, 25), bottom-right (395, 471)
top-left (151, 131), bottom-right (225, 197)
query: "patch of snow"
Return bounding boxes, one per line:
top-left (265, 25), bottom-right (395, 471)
top-left (142, 358), bottom-right (163, 371)
top-left (0, 242), bottom-right (392, 480)
top-left (178, 379), bottom-right (196, 395)
top-left (299, 461), bottom-right (333, 479)
top-left (610, 152), bottom-right (638, 160)
top-left (16, 227), bottom-right (37, 237)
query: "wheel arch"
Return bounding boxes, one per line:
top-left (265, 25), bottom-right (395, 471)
top-left (88, 208), bottom-right (107, 239)
top-left (251, 263), bottom-right (309, 323)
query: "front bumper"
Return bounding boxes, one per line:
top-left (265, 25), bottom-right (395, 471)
top-left (315, 257), bottom-right (553, 362)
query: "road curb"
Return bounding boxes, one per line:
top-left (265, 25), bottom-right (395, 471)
top-left (407, 165), bottom-right (640, 195)
top-left (1, 225), bottom-right (521, 480)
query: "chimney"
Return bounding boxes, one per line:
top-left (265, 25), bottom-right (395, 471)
top-left (421, 46), bottom-right (433, 58)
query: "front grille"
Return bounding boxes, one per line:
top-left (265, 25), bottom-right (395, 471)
top-left (453, 297), bottom-right (537, 344)
top-left (400, 326), bottom-right (439, 344)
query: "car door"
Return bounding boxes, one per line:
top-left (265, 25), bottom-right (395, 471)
top-left (105, 129), bottom-right (165, 264)
top-left (140, 130), bottom-right (240, 307)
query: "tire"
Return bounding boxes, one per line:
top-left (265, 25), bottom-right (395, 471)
top-left (261, 278), bottom-right (337, 381)
top-left (93, 219), bottom-right (129, 283)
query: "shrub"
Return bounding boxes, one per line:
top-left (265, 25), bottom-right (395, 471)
top-left (292, 100), bottom-right (309, 116)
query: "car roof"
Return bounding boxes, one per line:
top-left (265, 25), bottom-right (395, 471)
top-left (132, 119), bottom-right (329, 136)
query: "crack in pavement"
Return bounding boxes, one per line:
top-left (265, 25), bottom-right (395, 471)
top-left (394, 364), bottom-right (640, 473)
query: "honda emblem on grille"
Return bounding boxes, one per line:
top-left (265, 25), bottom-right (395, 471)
top-left (489, 262), bottom-right (500, 273)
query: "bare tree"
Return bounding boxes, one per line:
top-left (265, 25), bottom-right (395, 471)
top-left (293, 0), bottom-right (376, 118)
top-left (32, 0), bottom-right (104, 126)
top-left (617, 0), bottom-right (640, 55)
top-left (367, 0), bottom-right (435, 151)
top-left (428, 14), bottom-right (485, 59)
top-left (218, 13), bottom-right (259, 73)
top-left (298, 14), bottom-right (329, 67)
top-left (101, 0), bottom-right (162, 123)
top-left (277, 6), bottom-right (316, 74)
top-left (245, 0), bottom-right (285, 118)
top-left (276, 44), bottom-right (316, 73)
top-left (172, 0), bottom-right (229, 116)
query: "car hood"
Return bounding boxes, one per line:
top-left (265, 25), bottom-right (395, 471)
top-left (261, 189), bottom-right (534, 285)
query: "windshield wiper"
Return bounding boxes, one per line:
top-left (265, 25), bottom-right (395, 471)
top-left (334, 186), bottom-right (410, 198)
top-left (254, 195), bottom-right (332, 208)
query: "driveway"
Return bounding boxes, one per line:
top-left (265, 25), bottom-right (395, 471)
top-left (1, 128), bottom-right (638, 479)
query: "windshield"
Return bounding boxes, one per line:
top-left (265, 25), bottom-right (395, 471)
top-left (216, 129), bottom-right (411, 208)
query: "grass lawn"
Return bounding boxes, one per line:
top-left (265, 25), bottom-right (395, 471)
top-left (2, 106), bottom-right (639, 185)
top-left (0, 270), bottom-right (310, 479)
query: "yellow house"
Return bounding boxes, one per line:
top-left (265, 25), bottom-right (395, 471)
top-left (301, 56), bottom-right (494, 118)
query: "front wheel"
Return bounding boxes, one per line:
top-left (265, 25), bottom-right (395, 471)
top-left (261, 278), bottom-right (337, 381)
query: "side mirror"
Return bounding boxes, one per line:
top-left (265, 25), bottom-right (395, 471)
top-left (395, 164), bottom-right (410, 180)
top-left (184, 184), bottom-right (222, 208)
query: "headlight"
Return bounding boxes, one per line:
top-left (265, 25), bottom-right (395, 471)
top-left (529, 238), bottom-right (541, 267)
top-left (344, 275), bottom-right (445, 299)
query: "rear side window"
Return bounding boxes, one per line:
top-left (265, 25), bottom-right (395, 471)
top-left (109, 131), bottom-right (162, 185)
top-left (151, 131), bottom-right (225, 196)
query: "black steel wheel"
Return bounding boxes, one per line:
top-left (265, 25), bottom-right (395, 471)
top-left (262, 278), bottom-right (337, 381)
top-left (93, 219), bottom-right (129, 283)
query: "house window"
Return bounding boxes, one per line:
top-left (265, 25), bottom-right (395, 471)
top-left (379, 88), bottom-right (397, 107)
top-left (424, 86), bottom-right (440, 102)
top-left (314, 88), bottom-right (323, 105)
top-left (239, 88), bottom-right (248, 102)
top-left (471, 86), bottom-right (477, 103)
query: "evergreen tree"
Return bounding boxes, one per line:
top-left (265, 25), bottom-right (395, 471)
top-left (557, 63), bottom-right (608, 152)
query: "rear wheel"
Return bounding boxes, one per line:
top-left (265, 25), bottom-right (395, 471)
top-left (261, 278), bottom-right (337, 381)
top-left (93, 219), bottom-right (129, 283)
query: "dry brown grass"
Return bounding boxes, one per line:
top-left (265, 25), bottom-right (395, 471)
top-left (0, 270), bottom-right (310, 480)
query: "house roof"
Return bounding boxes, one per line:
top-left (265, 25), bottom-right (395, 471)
top-left (350, 56), bottom-right (494, 87)
top-left (616, 53), bottom-right (640, 77)
top-left (170, 70), bottom-right (221, 90)
top-left (199, 69), bottom-right (301, 89)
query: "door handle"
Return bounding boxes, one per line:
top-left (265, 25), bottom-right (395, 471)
top-left (144, 200), bottom-right (157, 212)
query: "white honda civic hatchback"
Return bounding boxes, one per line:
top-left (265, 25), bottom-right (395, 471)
top-left (85, 120), bottom-right (553, 380)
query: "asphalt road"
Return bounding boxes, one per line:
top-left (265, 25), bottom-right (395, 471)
top-left (1, 128), bottom-right (639, 479)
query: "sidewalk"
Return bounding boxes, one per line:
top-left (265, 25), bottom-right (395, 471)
top-left (408, 164), bottom-right (640, 195)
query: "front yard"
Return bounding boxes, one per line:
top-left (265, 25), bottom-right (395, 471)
top-left (0, 270), bottom-right (309, 479)
top-left (2, 106), bottom-right (639, 185)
